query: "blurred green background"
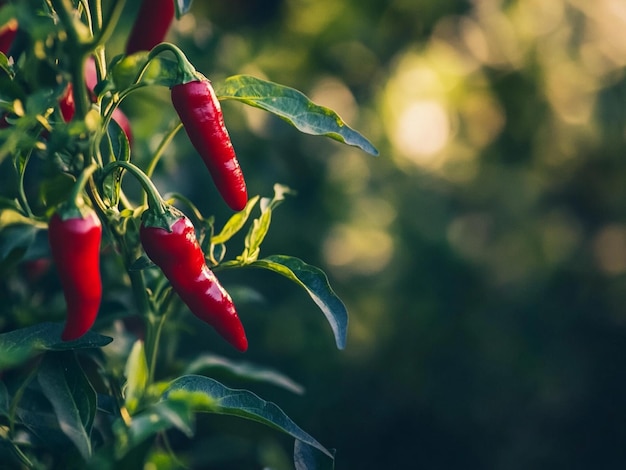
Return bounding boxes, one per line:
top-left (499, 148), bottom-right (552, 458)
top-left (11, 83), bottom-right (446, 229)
top-left (121, 0), bottom-right (626, 468)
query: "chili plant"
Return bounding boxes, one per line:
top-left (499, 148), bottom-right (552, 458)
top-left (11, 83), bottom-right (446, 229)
top-left (0, 0), bottom-right (377, 468)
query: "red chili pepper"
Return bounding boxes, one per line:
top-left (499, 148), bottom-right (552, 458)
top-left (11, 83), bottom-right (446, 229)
top-left (0, 19), bottom-right (17, 55)
top-left (59, 82), bottom-right (75, 122)
top-left (59, 58), bottom-right (133, 143)
top-left (140, 211), bottom-right (248, 352)
top-left (49, 209), bottom-right (102, 341)
top-left (171, 79), bottom-right (248, 211)
top-left (125, 0), bottom-right (175, 55)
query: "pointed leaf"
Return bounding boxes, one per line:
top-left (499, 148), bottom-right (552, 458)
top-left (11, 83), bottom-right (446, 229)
top-left (295, 439), bottom-right (336, 470)
top-left (250, 255), bottom-right (348, 349)
top-left (215, 75), bottom-right (378, 156)
top-left (0, 322), bottom-right (113, 370)
top-left (37, 352), bottom-right (96, 460)
top-left (165, 375), bottom-right (333, 459)
top-left (184, 353), bottom-right (304, 395)
top-left (211, 195), bottom-right (259, 245)
top-left (124, 340), bottom-right (148, 415)
top-left (124, 399), bottom-right (194, 451)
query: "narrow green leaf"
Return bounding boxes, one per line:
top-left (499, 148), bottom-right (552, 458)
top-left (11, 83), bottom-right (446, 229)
top-left (184, 353), bottom-right (305, 395)
top-left (211, 195), bottom-right (260, 245)
top-left (164, 375), bottom-right (333, 459)
top-left (124, 340), bottom-right (148, 415)
top-left (215, 75), bottom-right (378, 156)
top-left (238, 185), bottom-right (293, 264)
top-left (250, 255), bottom-right (348, 350)
top-left (174, 0), bottom-right (194, 18)
top-left (295, 440), bottom-right (336, 470)
top-left (0, 322), bottom-right (113, 370)
top-left (128, 255), bottom-right (155, 271)
top-left (37, 352), bottom-right (96, 460)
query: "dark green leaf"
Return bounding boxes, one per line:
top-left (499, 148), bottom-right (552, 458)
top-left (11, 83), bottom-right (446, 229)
top-left (174, 0), bottom-right (193, 18)
top-left (215, 75), bottom-right (378, 156)
top-left (250, 255), bottom-right (348, 350)
top-left (0, 380), bottom-right (9, 418)
top-left (165, 375), bottom-right (333, 459)
top-left (184, 354), bottom-right (305, 395)
top-left (0, 224), bottom-right (39, 268)
top-left (295, 440), bottom-right (336, 470)
top-left (0, 322), bottom-right (113, 370)
top-left (115, 399), bottom-right (194, 459)
top-left (37, 352), bottom-right (96, 459)
top-left (128, 255), bottom-right (155, 271)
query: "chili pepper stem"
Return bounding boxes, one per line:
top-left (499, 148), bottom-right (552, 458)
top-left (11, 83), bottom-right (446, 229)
top-left (148, 42), bottom-right (198, 84)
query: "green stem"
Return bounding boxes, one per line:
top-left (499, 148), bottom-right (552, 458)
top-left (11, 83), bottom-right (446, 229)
top-left (69, 162), bottom-right (99, 207)
top-left (145, 311), bottom-right (167, 385)
top-left (16, 151), bottom-right (34, 218)
top-left (102, 160), bottom-right (167, 215)
top-left (90, 0), bottom-right (126, 48)
top-left (148, 42), bottom-right (198, 84)
top-left (146, 122), bottom-right (183, 178)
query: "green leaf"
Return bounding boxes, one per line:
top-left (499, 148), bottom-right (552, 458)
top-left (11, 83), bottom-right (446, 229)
top-left (164, 375), bottom-right (333, 459)
top-left (174, 0), bottom-right (193, 18)
top-left (128, 255), bottom-right (155, 271)
top-left (0, 380), bottom-right (9, 418)
top-left (215, 75), bottom-right (378, 156)
top-left (295, 440), bottom-right (336, 470)
top-left (0, 322), bottom-right (113, 370)
top-left (250, 255), bottom-right (348, 350)
top-left (184, 353), bottom-right (305, 395)
top-left (124, 340), bottom-right (148, 415)
top-left (37, 352), bottom-right (96, 460)
top-left (238, 184), bottom-right (293, 264)
top-left (125, 399), bottom-right (194, 450)
top-left (0, 223), bottom-right (38, 264)
top-left (211, 195), bottom-right (260, 245)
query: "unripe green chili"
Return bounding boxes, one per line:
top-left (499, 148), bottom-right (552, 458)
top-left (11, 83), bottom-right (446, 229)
top-left (171, 78), bottom-right (248, 211)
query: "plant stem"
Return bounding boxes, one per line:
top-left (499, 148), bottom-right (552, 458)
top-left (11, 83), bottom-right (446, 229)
top-left (145, 310), bottom-right (167, 385)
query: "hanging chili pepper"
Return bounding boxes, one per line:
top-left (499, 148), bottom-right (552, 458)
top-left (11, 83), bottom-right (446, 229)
top-left (48, 167), bottom-right (102, 340)
top-left (171, 78), bottom-right (248, 211)
top-left (125, 0), bottom-right (175, 55)
top-left (140, 208), bottom-right (248, 352)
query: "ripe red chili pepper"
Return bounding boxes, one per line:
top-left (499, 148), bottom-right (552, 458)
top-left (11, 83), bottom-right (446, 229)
top-left (49, 209), bottom-right (102, 341)
top-left (0, 19), bottom-right (17, 55)
top-left (140, 211), bottom-right (248, 352)
top-left (171, 79), bottom-right (248, 211)
top-left (125, 0), bottom-right (175, 55)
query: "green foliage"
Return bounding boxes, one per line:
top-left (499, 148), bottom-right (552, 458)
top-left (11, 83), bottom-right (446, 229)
top-left (0, 0), bottom-right (379, 468)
